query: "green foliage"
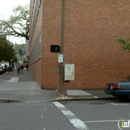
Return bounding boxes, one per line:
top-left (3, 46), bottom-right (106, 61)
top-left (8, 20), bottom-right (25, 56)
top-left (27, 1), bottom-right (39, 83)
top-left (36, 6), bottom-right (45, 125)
top-left (117, 38), bottom-right (130, 51)
top-left (0, 36), bottom-right (18, 62)
top-left (0, 5), bottom-right (29, 40)
top-left (18, 48), bottom-right (24, 56)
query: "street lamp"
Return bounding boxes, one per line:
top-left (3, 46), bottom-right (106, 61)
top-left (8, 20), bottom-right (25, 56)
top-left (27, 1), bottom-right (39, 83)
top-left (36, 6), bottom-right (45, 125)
top-left (57, 0), bottom-right (67, 97)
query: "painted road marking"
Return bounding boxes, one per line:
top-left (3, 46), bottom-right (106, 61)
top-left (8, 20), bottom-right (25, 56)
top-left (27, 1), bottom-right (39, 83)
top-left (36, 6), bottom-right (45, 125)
top-left (67, 90), bottom-right (92, 96)
top-left (111, 103), bottom-right (128, 106)
top-left (53, 102), bottom-right (89, 130)
top-left (7, 77), bottom-right (19, 82)
top-left (41, 115), bottom-right (43, 119)
top-left (84, 119), bottom-right (119, 123)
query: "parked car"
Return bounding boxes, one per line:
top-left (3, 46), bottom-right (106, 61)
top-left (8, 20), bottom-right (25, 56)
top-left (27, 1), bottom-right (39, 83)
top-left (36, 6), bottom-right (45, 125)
top-left (105, 81), bottom-right (130, 99)
top-left (0, 65), bottom-right (3, 74)
top-left (0, 68), bottom-right (3, 74)
top-left (0, 64), bottom-right (8, 75)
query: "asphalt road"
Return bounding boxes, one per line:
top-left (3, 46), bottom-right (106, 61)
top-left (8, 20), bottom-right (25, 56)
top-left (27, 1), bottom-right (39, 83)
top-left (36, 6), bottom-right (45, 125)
top-left (57, 98), bottom-right (130, 130)
top-left (0, 98), bottom-right (129, 130)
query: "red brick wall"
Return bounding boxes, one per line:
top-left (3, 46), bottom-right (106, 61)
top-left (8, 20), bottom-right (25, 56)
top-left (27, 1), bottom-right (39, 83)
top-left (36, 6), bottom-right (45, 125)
top-left (41, 0), bottom-right (61, 89)
top-left (64, 0), bottom-right (130, 89)
top-left (30, 0), bottom-right (130, 89)
top-left (29, 59), bottom-right (42, 87)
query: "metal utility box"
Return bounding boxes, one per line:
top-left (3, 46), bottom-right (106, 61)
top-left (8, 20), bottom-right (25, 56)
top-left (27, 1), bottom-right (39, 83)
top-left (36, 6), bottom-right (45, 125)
top-left (64, 64), bottom-right (75, 80)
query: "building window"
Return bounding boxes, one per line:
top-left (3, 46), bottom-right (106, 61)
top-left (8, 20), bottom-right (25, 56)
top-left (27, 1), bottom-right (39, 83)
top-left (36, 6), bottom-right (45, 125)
top-left (30, 32), bottom-right (42, 65)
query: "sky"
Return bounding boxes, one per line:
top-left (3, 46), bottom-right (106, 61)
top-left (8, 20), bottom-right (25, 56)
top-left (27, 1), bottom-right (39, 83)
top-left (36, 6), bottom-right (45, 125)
top-left (0, 0), bottom-right (30, 44)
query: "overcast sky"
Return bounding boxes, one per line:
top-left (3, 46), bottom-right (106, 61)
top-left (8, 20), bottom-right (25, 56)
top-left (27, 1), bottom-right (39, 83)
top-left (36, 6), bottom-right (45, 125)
top-left (0, 0), bottom-right (30, 19)
top-left (0, 0), bottom-right (30, 44)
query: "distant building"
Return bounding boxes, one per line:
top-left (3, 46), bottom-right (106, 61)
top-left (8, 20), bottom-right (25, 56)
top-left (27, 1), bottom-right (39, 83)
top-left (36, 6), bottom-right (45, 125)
top-left (29, 0), bottom-right (130, 89)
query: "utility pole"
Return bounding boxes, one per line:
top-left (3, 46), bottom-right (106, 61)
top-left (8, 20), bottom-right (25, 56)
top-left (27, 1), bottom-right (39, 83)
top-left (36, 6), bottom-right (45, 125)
top-left (57, 0), bottom-right (67, 97)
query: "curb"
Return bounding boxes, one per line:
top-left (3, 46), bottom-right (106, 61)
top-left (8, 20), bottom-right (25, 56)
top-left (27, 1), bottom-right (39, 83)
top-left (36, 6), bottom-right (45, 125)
top-left (54, 96), bottom-right (96, 101)
top-left (52, 96), bottom-right (118, 101)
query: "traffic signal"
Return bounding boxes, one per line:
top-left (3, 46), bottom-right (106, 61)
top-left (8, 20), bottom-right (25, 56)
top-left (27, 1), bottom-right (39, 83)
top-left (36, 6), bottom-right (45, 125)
top-left (50, 45), bottom-right (60, 53)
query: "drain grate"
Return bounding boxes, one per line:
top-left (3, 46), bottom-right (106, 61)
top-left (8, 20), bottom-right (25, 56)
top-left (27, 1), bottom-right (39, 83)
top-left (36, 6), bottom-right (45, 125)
top-left (0, 99), bottom-right (21, 103)
top-left (90, 102), bottom-right (106, 105)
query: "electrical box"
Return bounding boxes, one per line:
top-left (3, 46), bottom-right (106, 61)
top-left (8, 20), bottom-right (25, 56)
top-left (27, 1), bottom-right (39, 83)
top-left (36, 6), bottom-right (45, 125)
top-left (64, 64), bottom-right (75, 80)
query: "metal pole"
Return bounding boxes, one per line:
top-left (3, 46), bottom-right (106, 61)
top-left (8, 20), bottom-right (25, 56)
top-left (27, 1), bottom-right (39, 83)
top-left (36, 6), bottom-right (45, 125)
top-left (57, 0), bottom-right (67, 97)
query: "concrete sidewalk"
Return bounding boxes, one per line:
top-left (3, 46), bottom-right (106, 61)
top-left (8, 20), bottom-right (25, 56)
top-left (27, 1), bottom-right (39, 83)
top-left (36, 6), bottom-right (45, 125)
top-left (0, 69), bottom-right (109, 102)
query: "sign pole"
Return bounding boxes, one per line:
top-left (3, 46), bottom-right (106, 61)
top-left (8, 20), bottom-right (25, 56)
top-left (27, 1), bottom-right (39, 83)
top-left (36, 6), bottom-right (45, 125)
top-left (57, 0), bottom-right (67, 97)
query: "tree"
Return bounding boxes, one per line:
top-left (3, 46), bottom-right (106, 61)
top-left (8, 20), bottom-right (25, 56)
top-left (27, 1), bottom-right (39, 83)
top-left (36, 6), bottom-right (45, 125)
top-left (0, 5), bottom-right (29, 40)
top-left (13, 43), bottom-right (26, 59)
top-left (117, 38), bottom-right (130, 51)
top-left (18, 48), bottom-right (24, 56)
top-left (0, 36), bottom-right (18, 62)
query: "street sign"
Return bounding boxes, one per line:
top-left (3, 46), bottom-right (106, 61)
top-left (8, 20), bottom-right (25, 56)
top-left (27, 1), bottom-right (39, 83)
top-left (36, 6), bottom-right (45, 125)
top-left (58, 54), bottom-right (63, 63)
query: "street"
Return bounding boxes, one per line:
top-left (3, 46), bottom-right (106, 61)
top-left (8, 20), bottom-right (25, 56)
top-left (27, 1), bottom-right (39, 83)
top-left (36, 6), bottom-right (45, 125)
top-left (0, 70), bottom-right (130, 130)
top-left (57, 98), bottom-right (130, 130)
top-left (0, 96), bottom-right (130, 130)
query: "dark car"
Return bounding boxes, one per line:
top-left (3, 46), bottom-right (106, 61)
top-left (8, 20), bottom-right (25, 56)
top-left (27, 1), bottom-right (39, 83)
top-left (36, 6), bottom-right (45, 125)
top-left (105, 82), bottom-right (130, 99)
top-left (0, 68), bottom-right (3, 74)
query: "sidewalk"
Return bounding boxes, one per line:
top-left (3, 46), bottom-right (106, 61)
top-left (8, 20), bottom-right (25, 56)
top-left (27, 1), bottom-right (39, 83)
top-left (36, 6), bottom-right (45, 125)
top-left (0, 69), bottom-right (111, 102)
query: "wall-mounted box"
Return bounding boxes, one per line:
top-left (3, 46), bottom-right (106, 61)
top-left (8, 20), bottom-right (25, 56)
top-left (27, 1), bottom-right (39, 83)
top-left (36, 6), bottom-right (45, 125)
top-left (64, 64), bottom-right (75, 80)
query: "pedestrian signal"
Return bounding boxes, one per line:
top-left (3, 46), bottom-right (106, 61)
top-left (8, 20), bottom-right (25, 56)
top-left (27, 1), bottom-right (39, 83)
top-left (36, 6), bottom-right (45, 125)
top-left (50, 45), bottom-right (60, 53)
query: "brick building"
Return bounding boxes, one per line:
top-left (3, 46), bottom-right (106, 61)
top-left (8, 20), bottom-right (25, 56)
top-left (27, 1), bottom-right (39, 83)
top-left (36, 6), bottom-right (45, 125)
top-left (29, 0), bottom-right (130, 89)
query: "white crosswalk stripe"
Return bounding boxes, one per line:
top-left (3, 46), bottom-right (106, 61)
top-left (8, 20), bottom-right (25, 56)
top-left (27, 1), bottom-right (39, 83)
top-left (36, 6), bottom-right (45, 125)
top-left (7, 77), bottom-right (19, 82)
top-left (53, 102), bottom-right (89, 130)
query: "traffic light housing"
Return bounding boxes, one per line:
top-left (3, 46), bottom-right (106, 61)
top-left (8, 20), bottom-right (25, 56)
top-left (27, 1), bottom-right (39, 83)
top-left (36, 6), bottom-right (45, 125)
top-left (50, 45), bottom-right (60, 53)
